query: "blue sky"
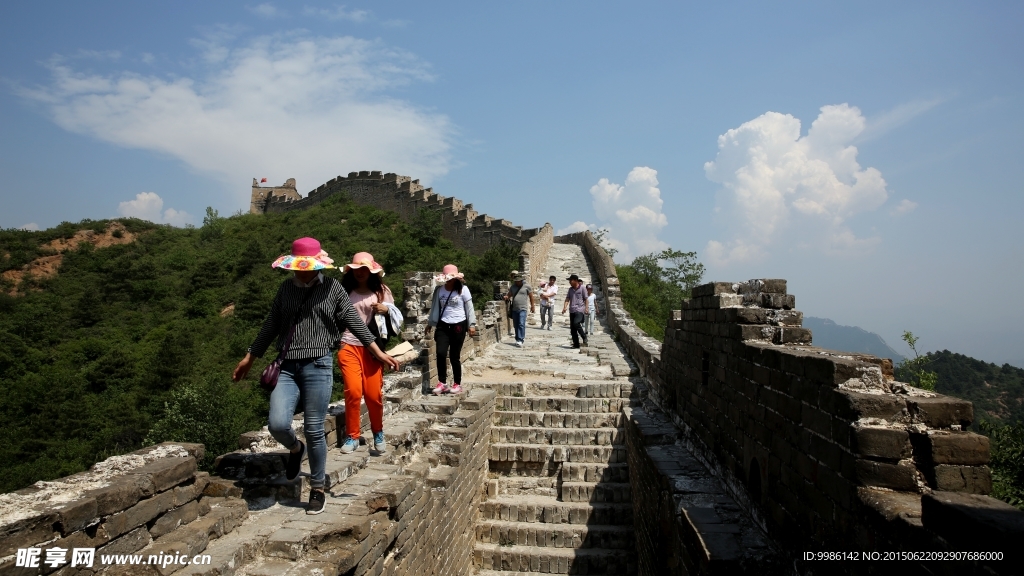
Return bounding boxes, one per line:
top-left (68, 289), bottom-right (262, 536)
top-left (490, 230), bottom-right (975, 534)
top-left (2, 1), bottom-right (1022, 367)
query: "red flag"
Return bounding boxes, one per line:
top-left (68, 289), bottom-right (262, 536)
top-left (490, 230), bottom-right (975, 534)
top-left (260, 177), bottom-right (268, 183)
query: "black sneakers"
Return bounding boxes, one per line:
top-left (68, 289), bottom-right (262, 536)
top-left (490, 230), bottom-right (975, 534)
top-left (307, 489), bottom-right (326, 515)
top-left (286, 440), bottom-right (305, 481)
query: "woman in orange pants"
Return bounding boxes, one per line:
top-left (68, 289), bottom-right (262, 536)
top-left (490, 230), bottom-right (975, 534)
top-left (337, 252), bottom-right (394, 455)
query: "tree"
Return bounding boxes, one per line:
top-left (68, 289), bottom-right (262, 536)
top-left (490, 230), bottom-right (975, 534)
top-left (591, 228), bottom-right (617, 258)
top-left (658, 248), bottom-right (705, 293)
top-left (895, 331), bottom-right (938, 391)
top-left (981, 420), bottom-right (1024, 510)
top-left (616, 247), bottom-right (705, 341)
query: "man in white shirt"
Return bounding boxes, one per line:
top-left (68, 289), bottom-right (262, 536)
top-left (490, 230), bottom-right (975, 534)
top-left (538, 275), bottom-right (558, 330)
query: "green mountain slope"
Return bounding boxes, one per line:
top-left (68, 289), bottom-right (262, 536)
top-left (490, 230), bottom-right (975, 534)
top-left (923, 350), bottom-right (1024, 425)
top-left (0, 194), bottom-right (517, 493)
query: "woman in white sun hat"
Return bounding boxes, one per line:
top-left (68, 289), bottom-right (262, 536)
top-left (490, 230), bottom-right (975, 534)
top-left (232, 238), bottom-right (400, 516)
top-left (424, 264), bottom-right (477, 395)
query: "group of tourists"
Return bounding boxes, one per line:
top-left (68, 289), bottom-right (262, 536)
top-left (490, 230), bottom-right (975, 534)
top-left (230, 237), bottom-right (478, 515)
top-left (504, 271), bottom-right (601, 349)
top-left (229, 237), bottom-right (602, 515)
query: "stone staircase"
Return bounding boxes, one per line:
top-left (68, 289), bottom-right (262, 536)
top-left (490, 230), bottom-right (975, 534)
top-left (468, 243), bottom-right (640, 575)
top-left (166, 375), bottom-right (496, 576)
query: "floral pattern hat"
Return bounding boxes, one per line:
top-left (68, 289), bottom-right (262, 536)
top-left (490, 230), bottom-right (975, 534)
top-left (342, 252), bottom-right (385, 277)
top-left (272, 237), bottom-right (335, 271)
top-left (434, 264), bottom-right (464, 283)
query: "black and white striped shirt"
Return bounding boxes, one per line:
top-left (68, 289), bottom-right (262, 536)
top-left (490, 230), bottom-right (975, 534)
top-left (248, 275), bottom-right (375, 360)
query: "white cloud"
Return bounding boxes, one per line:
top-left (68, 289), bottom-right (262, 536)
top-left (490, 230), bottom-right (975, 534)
top-left (303, 5), bottom-right (369, 22)
top-left (556, 221), bottom-right (593, 235)
top-left (18, 223), bottom-right (40, 231)
top-left (704, 104), bottom-right (891, 266)
top-left (21, 32), bottom-right (453, 208)
top-left (859, 98), bottom-right (943, 142)
top-left (586, 167), bottom-right (668, 261)
top-left (891, 199), bottom-right (918, 216)
top-left (118, 192), bottom-right (194, 226)
top-left (250, 3), bottom-right (282, 19)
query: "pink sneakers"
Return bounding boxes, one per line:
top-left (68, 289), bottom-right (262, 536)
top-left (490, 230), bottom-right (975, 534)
top-left (432, 382), bottom-right (449, 395)
top-left (449, 384), bottom-right (463, 395)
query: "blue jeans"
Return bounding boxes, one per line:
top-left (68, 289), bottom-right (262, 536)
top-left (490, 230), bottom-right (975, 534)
top-left (267, 354), bottom-right (334, 489)
top-left (511, 309), bottom-right (527, 343)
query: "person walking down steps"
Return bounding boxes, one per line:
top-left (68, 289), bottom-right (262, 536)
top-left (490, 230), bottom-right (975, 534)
top-left (538, 275), bottom-right (558, 330)
top-left (561, 273), bottom-right (589, 348)
top-left (338, 252), bottom-right (398, 458)
top-left (584, 283), bottom-right (601, 335)
top-left (232, 239), bottom-right (400, 516)
top-left (503, 271), bottom-right (534, 347)
top-left (425, 264), bottom-right (477, 395)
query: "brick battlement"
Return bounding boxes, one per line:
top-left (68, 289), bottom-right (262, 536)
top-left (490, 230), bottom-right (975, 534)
top-left (250, 172), bottom-right (547, 257)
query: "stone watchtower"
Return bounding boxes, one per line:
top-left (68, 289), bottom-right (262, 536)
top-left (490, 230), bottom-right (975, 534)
top-left (250, 178), bottom-right (300, 214)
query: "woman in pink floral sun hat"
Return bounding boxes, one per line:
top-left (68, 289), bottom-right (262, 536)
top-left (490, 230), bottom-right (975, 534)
top-left (337, 252), bottom-right (395, 457)
top-left (424, 264), bottom-right (477, 395)
top-left (232, 238), bottom-right (400, 516)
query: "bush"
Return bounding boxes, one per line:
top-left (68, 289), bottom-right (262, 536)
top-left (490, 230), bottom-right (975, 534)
top-left (616, 248), bottom-right (705, 341)
top-left (981, 420), bottom-right (1024, 510)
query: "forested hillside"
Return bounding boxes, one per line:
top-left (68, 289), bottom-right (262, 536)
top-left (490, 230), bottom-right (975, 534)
top-left (0, 194), bottom-right (518, 493)
top-left (922, 350), bottom-right (1024, 425)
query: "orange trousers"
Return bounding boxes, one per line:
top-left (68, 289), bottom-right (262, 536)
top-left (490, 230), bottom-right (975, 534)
top-left (337, 344), bottom-right (384, 440)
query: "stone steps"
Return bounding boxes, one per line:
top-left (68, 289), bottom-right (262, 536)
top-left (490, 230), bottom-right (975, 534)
top-left (473, 543), bottom-right (635, 574)
top-left (559, 482), bottom-right (631, 503)
top-left (489, 444), bottom-right (627, 465)
top-left (493, 411), bottom-right (625, 429)
top-left (475, 520), bottom-right (635, 550)
top-left (560, 463), bottom-right (630, 483)
top-left (496, 397), bottom-right (625, 414)
top-left (479, 496), bottom-right (633, 526)
top-left (476, 381), bottom-right (633, 399)
top-left (492, 476), bottom-right (558, 497)
top-left (490, 427), bottom-right (626, 446)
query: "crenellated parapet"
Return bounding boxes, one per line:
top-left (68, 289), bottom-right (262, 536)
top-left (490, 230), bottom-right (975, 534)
top-left (250, 171), bottom-right (545, 256)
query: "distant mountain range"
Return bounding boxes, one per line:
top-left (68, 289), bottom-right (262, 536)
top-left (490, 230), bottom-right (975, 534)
top-left (803, 317), bottom-right (906, 363)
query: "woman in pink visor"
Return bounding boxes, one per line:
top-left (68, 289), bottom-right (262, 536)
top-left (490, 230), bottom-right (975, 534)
top-left (424, 264), bottom-right (477, 395)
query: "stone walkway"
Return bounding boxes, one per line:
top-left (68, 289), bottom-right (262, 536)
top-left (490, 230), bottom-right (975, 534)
top-left (467, 243), bottom-right (640, 575)
top-left (107, 243), bottom-right (642, 576)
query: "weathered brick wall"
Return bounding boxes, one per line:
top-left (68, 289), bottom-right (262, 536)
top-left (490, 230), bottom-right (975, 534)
top-left (555, 231), bottom-right (1023, 573)
top-left (0, 443), bottom-right (248, 576)
top-left (519, 223), bottom-right (553, 291)
top-left (251, 171), bottom-right (544, 256)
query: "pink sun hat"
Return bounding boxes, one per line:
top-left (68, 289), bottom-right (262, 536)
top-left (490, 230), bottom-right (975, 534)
top-left (342, 252), bottom-right (385, 277)
top-left (271, 237), bottom-right (335, 271)
top-left (434, 264), bottom-right (464, 283)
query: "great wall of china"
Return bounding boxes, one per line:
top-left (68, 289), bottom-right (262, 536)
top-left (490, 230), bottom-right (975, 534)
top-left (1, 174), bottom-right (1020, 576)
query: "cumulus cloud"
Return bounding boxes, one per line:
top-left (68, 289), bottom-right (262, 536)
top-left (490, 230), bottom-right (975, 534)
top-left (118, 192), bottom-right (194, 226)
top-left (303, 5), bottom-right (369, 22)
top-left (556, 221), bottom-right (594, 236)
top-left (584, 167), bottom-right (668, 261)
top-left (20, 32), bottom-right (453, 208)
top-left (704, 104), bottom-right (891, 266)
top-left (18, 223), bottom-right (40, 231)
top-left (891, 199), bottom-right (918, 216)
